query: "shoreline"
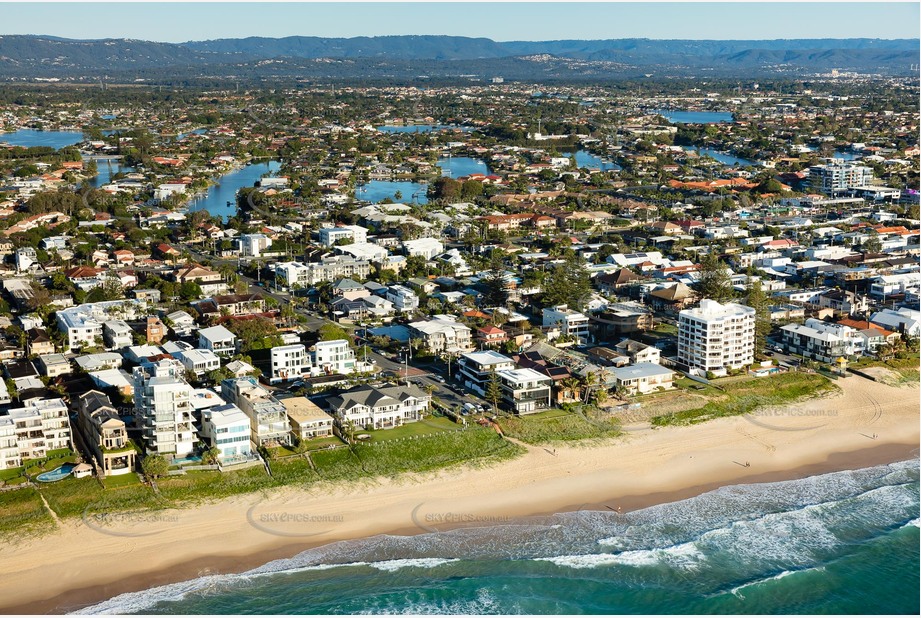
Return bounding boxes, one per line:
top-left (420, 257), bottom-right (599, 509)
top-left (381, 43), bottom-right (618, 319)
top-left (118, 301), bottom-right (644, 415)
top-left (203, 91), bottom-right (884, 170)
top-left (0, 376), bottom-right (917, 614)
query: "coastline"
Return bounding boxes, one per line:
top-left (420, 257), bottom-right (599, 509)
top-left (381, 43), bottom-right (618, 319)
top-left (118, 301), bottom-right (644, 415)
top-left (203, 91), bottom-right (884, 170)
top-left (1, 375), bottom-right (917, 615)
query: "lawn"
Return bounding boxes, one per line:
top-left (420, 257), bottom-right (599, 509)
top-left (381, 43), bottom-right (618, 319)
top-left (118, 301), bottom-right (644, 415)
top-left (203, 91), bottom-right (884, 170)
top-left (651, 372), bottom-right (835, 427)
top-left (358, 416), bottom-right (461, 443)
top-left (302, 436), bottom-right (345, 451)
top-left (497, 407), bottom-right (622, 445)
top-left (37, 475), bottom-right (163, 520)
top-left (351, 424), bottom-right (523, 476)
top-left (156, 466), bottom-right (274, 504)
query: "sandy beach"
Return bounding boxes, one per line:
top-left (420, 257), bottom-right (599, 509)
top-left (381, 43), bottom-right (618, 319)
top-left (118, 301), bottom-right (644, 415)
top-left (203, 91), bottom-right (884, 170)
top-left (1, 374), bottom-right (917, 614)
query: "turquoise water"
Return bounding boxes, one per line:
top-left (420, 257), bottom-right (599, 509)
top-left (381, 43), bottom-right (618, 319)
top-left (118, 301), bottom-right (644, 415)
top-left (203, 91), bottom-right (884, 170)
top-left (188, 160), bottom-right (281, 221)
top-left (76, 460), bottom-right (919, 615)
top-left (36, 463), bottom-right (75, 483)
top-left (0, 129), bottom-right (83, 148)
top-left (654, 110), bottom-right (734, 124)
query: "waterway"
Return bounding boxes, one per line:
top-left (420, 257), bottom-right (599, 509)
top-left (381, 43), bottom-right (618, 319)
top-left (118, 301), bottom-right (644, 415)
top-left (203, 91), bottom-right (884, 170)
top-left (355, 180), bottom-right (428, 204)
top-left (85, 158), bottom-right (137, 188)
top-left (377, 125), bottom-right (473, 134)
top-left (188, 160), bottom-right (282, 221)
top-left (0, 129), bottom-right (84, 149)
top-left (560, 149), bottom-right (622, 171)
top-left (653, 110), bottom-right (734, 124)
top-left (686, 147), bottom-right (759, 167)
top-left (436, 156), bottom-right (490, 178)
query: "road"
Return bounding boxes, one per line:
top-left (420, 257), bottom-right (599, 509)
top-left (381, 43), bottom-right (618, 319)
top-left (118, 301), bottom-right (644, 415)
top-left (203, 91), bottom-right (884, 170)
top-left (176, 240), bottom-right (489, 410)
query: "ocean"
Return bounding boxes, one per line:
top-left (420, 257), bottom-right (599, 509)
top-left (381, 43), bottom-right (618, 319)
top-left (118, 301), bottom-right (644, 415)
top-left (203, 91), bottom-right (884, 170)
top-left (77, 460), bottom-right (919, 615)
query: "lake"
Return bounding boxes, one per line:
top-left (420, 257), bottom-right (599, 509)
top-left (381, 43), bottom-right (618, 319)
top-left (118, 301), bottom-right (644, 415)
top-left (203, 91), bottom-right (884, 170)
top-left (437, 156), bottom-right (491, 178)
top-left (355, 180), bottom-right (428, 204)
top-left (377, 125), bottom-right (473, 134)
top-left (0, 129), bottom-right (84, 149)
top-left (188, 160), bottom-right (282, 221)
top-left (687, 147), bottom-right (759, 167)
top-left (653, 110), bottom-right (734, 124)
top-left (560, 149), bottom-right (621, 171)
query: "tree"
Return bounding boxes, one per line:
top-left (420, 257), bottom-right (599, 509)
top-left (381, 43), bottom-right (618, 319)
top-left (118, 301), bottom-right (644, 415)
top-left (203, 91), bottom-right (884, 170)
top-left (746, 279), bottom-right (770, 352)
top-left (318, 322), bottom-right (351, 343)
top-left (480, 268), bottom-right (509, 307)
top-left (694, 252), bottom-right (734, 303)
top-left (486, 368), bottom-right (502, 414)
top-left (540, 255), bottom-right (592, 310)
top-left (861, 234), bottom-right (882, 254)
top-left (202, 446), bottom-right (221, 465)
top-left (560, 376), bottom-right (580, 402)
top-left (141, 454), bottom-right (168, 480)
top-left (226, 317), bottom-right (281, 353)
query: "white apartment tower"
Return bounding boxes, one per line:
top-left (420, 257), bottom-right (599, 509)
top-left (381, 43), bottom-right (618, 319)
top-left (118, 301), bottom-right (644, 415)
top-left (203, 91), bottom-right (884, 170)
top-left (133, 359), bottom-right (197, 458)
top-left (678, 299), bottom-right (756, 375)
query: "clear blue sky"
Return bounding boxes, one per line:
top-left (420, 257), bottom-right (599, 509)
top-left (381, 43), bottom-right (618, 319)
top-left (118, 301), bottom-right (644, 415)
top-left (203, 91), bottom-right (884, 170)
top-left (1, 2), bottom-right (918, 42)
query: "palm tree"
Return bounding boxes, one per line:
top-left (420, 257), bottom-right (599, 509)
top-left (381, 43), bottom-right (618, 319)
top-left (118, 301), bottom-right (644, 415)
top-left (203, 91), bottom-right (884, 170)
top-left (580, 371), bottom-right (598, 404)
top-left (560, 376), bottom-right (580, 402)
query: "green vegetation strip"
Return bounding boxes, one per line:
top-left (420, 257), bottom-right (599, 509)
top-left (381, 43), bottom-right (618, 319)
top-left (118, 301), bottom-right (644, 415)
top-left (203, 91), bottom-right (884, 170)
top-left (0, 487), bottom-right (57, 536)
top-left (652, 373), bottom-right (835, 427)
top-left (0, 426), bottom-right (522, 539)
top-left (498, 407), bottom-right (622, 445)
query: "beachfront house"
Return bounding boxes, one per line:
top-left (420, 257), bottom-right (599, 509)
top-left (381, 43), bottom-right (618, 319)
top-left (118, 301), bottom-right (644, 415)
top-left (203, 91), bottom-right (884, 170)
top-left (325, 384), bottom-right (430, 430)
top-left (75, 390), bottom-right (136, 477)
top-left (282, 397), bottom-right (334, 441)
top-left (200, 403), bottom-right (254, 463)
top-left (221, 377), bottom-right (292, 446)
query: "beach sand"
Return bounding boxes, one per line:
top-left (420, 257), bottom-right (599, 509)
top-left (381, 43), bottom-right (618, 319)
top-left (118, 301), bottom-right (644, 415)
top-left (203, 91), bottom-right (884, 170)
top-left (1, 374), bottom-right (917, 614)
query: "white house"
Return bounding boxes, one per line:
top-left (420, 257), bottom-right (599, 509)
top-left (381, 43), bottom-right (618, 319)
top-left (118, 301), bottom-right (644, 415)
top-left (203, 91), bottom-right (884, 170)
top-left (239, 233), bottom-right (272, 257)
top-left (200, 403), bottom-right (253, 463)
top-left (198, 325), bottom-right (237, 356)
top-left (174, 349), bottom-right (221, 376)
top-left (543, 305), bottom-right (590, 343)
top-left (402, 237), bottom-right (444, 259)
top-left (609, 363), bottom-right (675, 395)
top-left (457, 350), bottom-right (516, 397)
top-left (325, 384), bottom-right (430, 430)
top-left (319, 225), bottom-right (368, 246)
top-left (385, 285), bottom-right (419, 313)
top-left (270, 344), bottom-right (311, 383)
top-left (496, 368), bottom-right (552, 415)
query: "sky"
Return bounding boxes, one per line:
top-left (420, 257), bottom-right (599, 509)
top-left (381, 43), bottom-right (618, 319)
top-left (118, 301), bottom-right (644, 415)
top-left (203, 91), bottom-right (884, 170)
top-left (0, 1), bottom-right (918, 42)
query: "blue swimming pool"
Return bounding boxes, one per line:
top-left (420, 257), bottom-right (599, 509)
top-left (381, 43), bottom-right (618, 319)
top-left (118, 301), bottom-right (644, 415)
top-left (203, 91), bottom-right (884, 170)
top-left (172, 455), bottom-right (202, 466)
top-left (35, 463), bottom-right (75, 482)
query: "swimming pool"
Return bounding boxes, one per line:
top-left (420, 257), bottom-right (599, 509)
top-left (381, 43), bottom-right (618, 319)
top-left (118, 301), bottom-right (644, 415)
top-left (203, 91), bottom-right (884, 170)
top-left (35, 463), bottom-right (76, 482)
top-left (171, 455), bottom-right (202, 466)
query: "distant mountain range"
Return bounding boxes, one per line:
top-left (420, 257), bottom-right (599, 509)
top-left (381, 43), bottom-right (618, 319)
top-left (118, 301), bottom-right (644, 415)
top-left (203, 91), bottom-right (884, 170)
top-left (0, 34), bottom-right (916, 81)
